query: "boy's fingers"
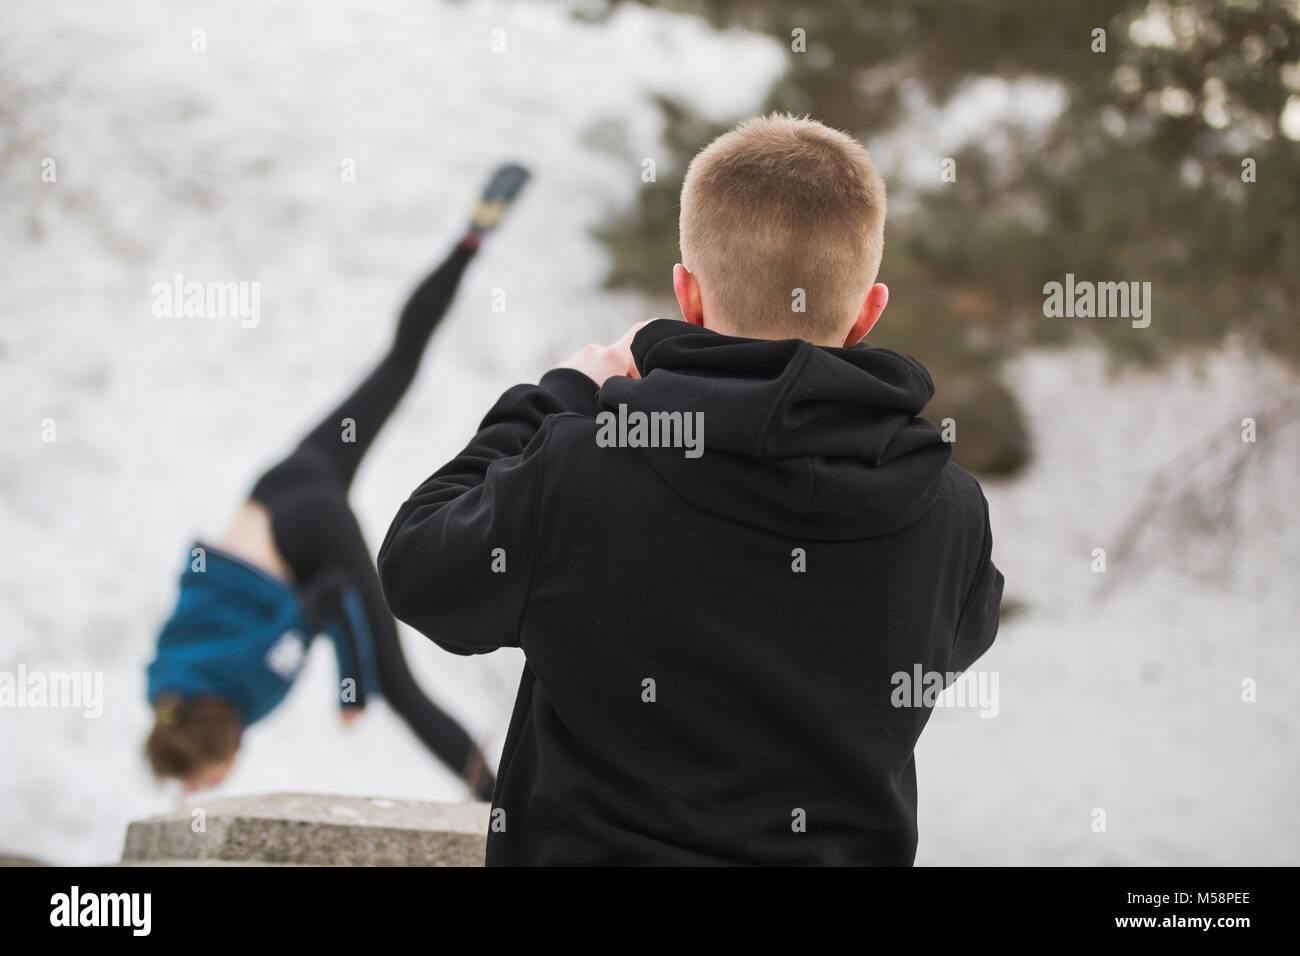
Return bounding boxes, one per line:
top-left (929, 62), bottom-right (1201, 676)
top-left (623, 319), bottom-right (653, 342)
top-left (612, 320), bottom-right (654, 378)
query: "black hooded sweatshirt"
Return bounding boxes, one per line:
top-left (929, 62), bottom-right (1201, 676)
top-left (378, 318), bottom-right (1003, 866)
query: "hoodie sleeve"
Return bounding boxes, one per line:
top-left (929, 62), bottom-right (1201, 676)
top-left (951, 491), bottom-right (1004, 673)
top-left (377, 369), bottom-right (594, 655)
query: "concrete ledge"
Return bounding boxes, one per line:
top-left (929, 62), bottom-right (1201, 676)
top-left (121, 793), bottom-right (490, 866)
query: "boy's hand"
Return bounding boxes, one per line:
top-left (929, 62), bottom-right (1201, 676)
top-left (556, 320), bottom-right (653, 387)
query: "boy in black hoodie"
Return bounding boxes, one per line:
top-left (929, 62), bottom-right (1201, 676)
top-left (378, 113), bottom-right (1004, 866)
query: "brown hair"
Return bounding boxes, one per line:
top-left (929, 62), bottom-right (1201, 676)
top-left (679, 112), bottom-right (887, 343)
top-left (144, 695), bottom-right (242, 781)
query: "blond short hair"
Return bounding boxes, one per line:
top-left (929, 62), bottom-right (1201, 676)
top-left (679, 113), bottom-right (886, 342)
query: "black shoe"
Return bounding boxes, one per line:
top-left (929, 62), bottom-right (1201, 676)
top-left (468, 162), bottom-right (530, 233)
top-left (463, 748), bottom-right (497, 802)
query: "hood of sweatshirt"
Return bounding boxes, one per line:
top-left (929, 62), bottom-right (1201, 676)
top-left (596, 319), bottom-right (952, 541)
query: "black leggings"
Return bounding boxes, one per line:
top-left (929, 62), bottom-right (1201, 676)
top-left (250, 239), bottom-right (494, 799)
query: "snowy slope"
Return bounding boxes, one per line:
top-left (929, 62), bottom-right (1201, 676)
top-left (1, 0), bottom-right (1295, 866)
top-left (916, 346), bottom-right (1300, 865)
top-left (0, 0), bottom-right (783, 865)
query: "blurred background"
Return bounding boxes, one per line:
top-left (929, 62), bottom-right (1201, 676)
top-left (1, 0), bottom-right (1296, 865)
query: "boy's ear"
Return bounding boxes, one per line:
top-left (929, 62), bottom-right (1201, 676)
top-left (674, 264), bottom-right (705, 328)
top-left (843, 283), bottom-right (889, 347)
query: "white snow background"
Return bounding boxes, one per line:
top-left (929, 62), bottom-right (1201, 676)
top-left (1, 0), bottom-right (1296, 865)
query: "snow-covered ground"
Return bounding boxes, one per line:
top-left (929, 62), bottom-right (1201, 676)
top-left (1, 0), bottom-right (1295, 866)
top-left (918, 347), bottom-right (1299, 865)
